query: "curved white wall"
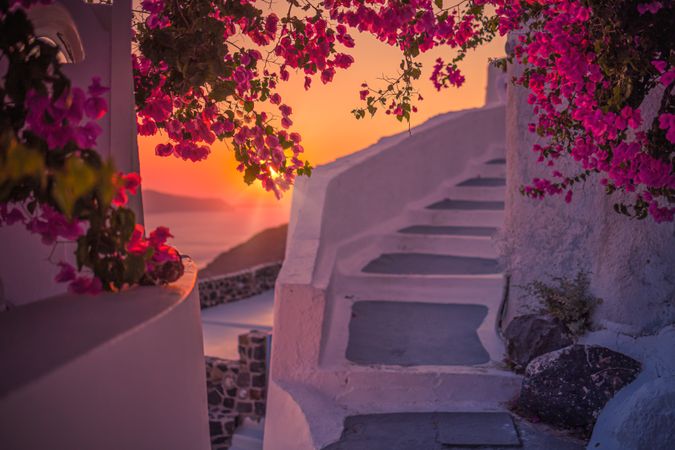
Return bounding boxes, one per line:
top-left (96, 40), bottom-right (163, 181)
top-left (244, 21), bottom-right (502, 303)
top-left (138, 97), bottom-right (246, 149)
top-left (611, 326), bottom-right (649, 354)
top-left (0, 260), bottom-right (209, 450)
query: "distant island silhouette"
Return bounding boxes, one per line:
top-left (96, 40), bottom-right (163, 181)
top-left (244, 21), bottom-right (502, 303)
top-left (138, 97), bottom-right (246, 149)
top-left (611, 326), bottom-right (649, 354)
top-left (199, 224), bottom-right (287, 278)
top-left (143, 190), bottom-right (231, 214)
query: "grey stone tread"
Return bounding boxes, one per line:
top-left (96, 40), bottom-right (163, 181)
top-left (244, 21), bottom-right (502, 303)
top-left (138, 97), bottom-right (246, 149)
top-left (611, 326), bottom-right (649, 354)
top-left (399, 225), bottom-right (498, 236)
top-left (486, 157), bottom-right (506, 164)
top-left (362, 253), bottom-right (500, 275)
top-left (346, 302), bottom-right (489, 366)
top-left (427, 199), bottom-right (505, 210)
top-left (436, 412), bottom-right (519, 446)
top-left (457, 177), bottom-right (506, 187)
top-left (322, 413), bottom-right (585, 450)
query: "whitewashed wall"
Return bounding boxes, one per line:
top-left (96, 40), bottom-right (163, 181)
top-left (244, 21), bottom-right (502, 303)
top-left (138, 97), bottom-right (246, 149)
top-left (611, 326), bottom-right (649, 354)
top-left (0, 261), bottom-right (209, 450)
top-left (0, 0), bottom-right (143, 306)
top-left (501, 55), bottom-right (675, 335)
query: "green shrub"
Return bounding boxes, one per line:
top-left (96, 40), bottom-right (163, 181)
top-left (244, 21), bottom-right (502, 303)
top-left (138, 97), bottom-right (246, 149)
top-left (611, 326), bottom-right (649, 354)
top-left (525, 271), bottom-right (602, 337)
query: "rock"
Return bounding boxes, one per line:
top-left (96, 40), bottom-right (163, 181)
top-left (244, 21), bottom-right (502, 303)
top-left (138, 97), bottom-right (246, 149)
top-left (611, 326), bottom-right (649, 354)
top-left (518, 344), bottom-right (641, 432)
top-left (504, 314), bottom-right (573, 371)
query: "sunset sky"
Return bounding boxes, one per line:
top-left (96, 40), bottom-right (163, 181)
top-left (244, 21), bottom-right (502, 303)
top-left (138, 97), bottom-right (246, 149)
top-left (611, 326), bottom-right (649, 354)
top-left (138, 29), bottom-right (507, 210)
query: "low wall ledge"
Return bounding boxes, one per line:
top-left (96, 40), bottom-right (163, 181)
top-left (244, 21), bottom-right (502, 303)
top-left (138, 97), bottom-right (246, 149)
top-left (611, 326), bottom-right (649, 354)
top-left (0, 259), bottom-right (198, 398)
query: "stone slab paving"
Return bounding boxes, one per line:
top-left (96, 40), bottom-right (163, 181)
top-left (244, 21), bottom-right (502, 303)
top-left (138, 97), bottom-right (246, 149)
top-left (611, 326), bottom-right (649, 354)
top-left (427, 199), bottom-right (505, 210)
top-left (436, 412), bottom-right (519, 446)
top-left (346, 301), bottom-right (490, 366)
top-left (322, 412), bottom-right (585, 450)
top-left (486, 157), bottom-right (507, 164)
top-left (457, 177), bottom-right (506, 187)
top-left (362, 253), bottom-right (500, 275)
top-left (398, 225), bottom-right (498, 236)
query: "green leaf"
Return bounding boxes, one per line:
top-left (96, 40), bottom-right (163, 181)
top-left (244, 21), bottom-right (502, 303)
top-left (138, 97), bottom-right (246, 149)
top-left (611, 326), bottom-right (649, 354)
top-left (124, 254), bottom-right (147, 284)
top-left (0, 134), bottom-right (45, 183)
top-left (243, 165), bottom-right (260, 184)
top-left (52, 157), bottom-right (97, 218)
top-left (208, 81), bottom-right (235, 101)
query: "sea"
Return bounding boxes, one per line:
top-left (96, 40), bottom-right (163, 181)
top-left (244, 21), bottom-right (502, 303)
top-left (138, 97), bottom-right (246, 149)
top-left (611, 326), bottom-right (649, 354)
top-left (144, 205), bottom-right (290, 268)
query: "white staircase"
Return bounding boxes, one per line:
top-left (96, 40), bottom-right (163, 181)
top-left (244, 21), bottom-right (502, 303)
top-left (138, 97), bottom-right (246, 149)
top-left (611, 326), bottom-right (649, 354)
top-left (265, 104), bottom-right (529, 450)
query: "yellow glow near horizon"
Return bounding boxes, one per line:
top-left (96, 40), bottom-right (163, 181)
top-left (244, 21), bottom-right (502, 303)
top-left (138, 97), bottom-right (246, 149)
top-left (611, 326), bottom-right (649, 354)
top-left (138, 27), bottom-right (506, 207)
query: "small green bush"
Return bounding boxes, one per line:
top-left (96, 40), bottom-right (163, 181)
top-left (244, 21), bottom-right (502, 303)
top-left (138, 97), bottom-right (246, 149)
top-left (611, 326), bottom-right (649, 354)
top-left (525, 271), bottom-right (602, 337)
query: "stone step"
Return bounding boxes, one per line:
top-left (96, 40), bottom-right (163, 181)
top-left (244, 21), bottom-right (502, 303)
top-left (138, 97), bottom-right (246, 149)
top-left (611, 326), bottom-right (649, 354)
top-left (467, 163), bottom-right (507, 178)
top-left (321, 411), bottom-right (586, 450)
top-left (322, 412), bottom-right (521, 450)
top-left (324, 367), bottom-right (521, 410)
top-left (457, 177), bottom-right (506, 187)
top-left (426, 198), bottom-right (505, 210)
top-left (333, 272), bottom-right (505, 305)
top-left (362, 253), bottom-right (500, 276)
top-left (346, 301), bottom-right (491, 366)
top-left (486, 157), bottom-right (506, 164)
top-left (398, 225), bottom-right (498, 237)
top-left (379, 233), bottom-right (497, 258)
top-left (406, 208), bottom-right (504, 228)
top-left (443, 185), bottom-right (506, 201)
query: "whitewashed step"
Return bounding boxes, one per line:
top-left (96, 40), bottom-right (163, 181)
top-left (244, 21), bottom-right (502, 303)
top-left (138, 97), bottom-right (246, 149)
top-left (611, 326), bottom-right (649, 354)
top-left (333, 272), bottom-right (504, 304)
top-left (329, 366), bottom-right (521, 411)
top-left (379, 233), bottom-right (497, 257)
top-left (443, 185), bottom-right (506, 202)
top-left (398, 225), bottom-right (498, 237)
top-left (322, 412), bottom-right (521, 449)
top-left (321, 410), bottom-right (585, 450)
top-left (466, 163), bottom-right (506, 178)
top-left (362, 253), bottom-right (499, 276)
top-left (457, 176), bottom-right (506, 187)
top-left (406, 208), bottom-right (505, 228)
top-left (426, 198), bottom-right (504, 210)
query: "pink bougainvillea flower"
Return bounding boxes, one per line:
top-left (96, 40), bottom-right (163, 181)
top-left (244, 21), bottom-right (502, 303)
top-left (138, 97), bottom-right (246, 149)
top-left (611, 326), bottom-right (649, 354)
top-left (88, 76), bottom-right (109, 97)
top-left (127, 224), bottom-right (150, 255)
top-left (652, 60), bottom-right (668, 73)
top-left (54, 262), bottom-right (76, 283)
top-left (149, 226), bottom-right (173, 246)
top-left (637, 1), bottom-right (663, 14)
top-left (84, 95), bottom-right (108, 120)
top-left (660, 69), bottom-right (675, 87)
top-left (122, 173), bottom-right (141, 194)
top-left (69, 275), bottom-right (103, 295)
top-left (658, 113), bottom-right (675, 144)
top-left (155, 142), bottom-right (174, 157)
top-left (73, 122), bottom-right (102, 149)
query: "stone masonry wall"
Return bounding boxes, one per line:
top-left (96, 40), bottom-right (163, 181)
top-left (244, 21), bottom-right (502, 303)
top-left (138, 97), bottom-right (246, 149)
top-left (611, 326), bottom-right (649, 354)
top-left (206, 330), bottom-right (269, 450)
top-left (198, 262), bottom-right (282, 309)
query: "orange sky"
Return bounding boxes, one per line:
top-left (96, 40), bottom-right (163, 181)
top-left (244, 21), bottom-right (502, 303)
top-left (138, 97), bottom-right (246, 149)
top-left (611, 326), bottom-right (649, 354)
top-left (138, 29), bottom-right (506, 209)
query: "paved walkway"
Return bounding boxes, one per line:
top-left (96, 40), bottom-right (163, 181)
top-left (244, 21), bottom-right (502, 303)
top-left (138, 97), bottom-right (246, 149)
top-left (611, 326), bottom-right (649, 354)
top-left (201, 291), bottom-right (273, 450)
top-left (323, 412), bottom-right (584, 449)
top-left (201, 290), bottom-right (274, 359)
